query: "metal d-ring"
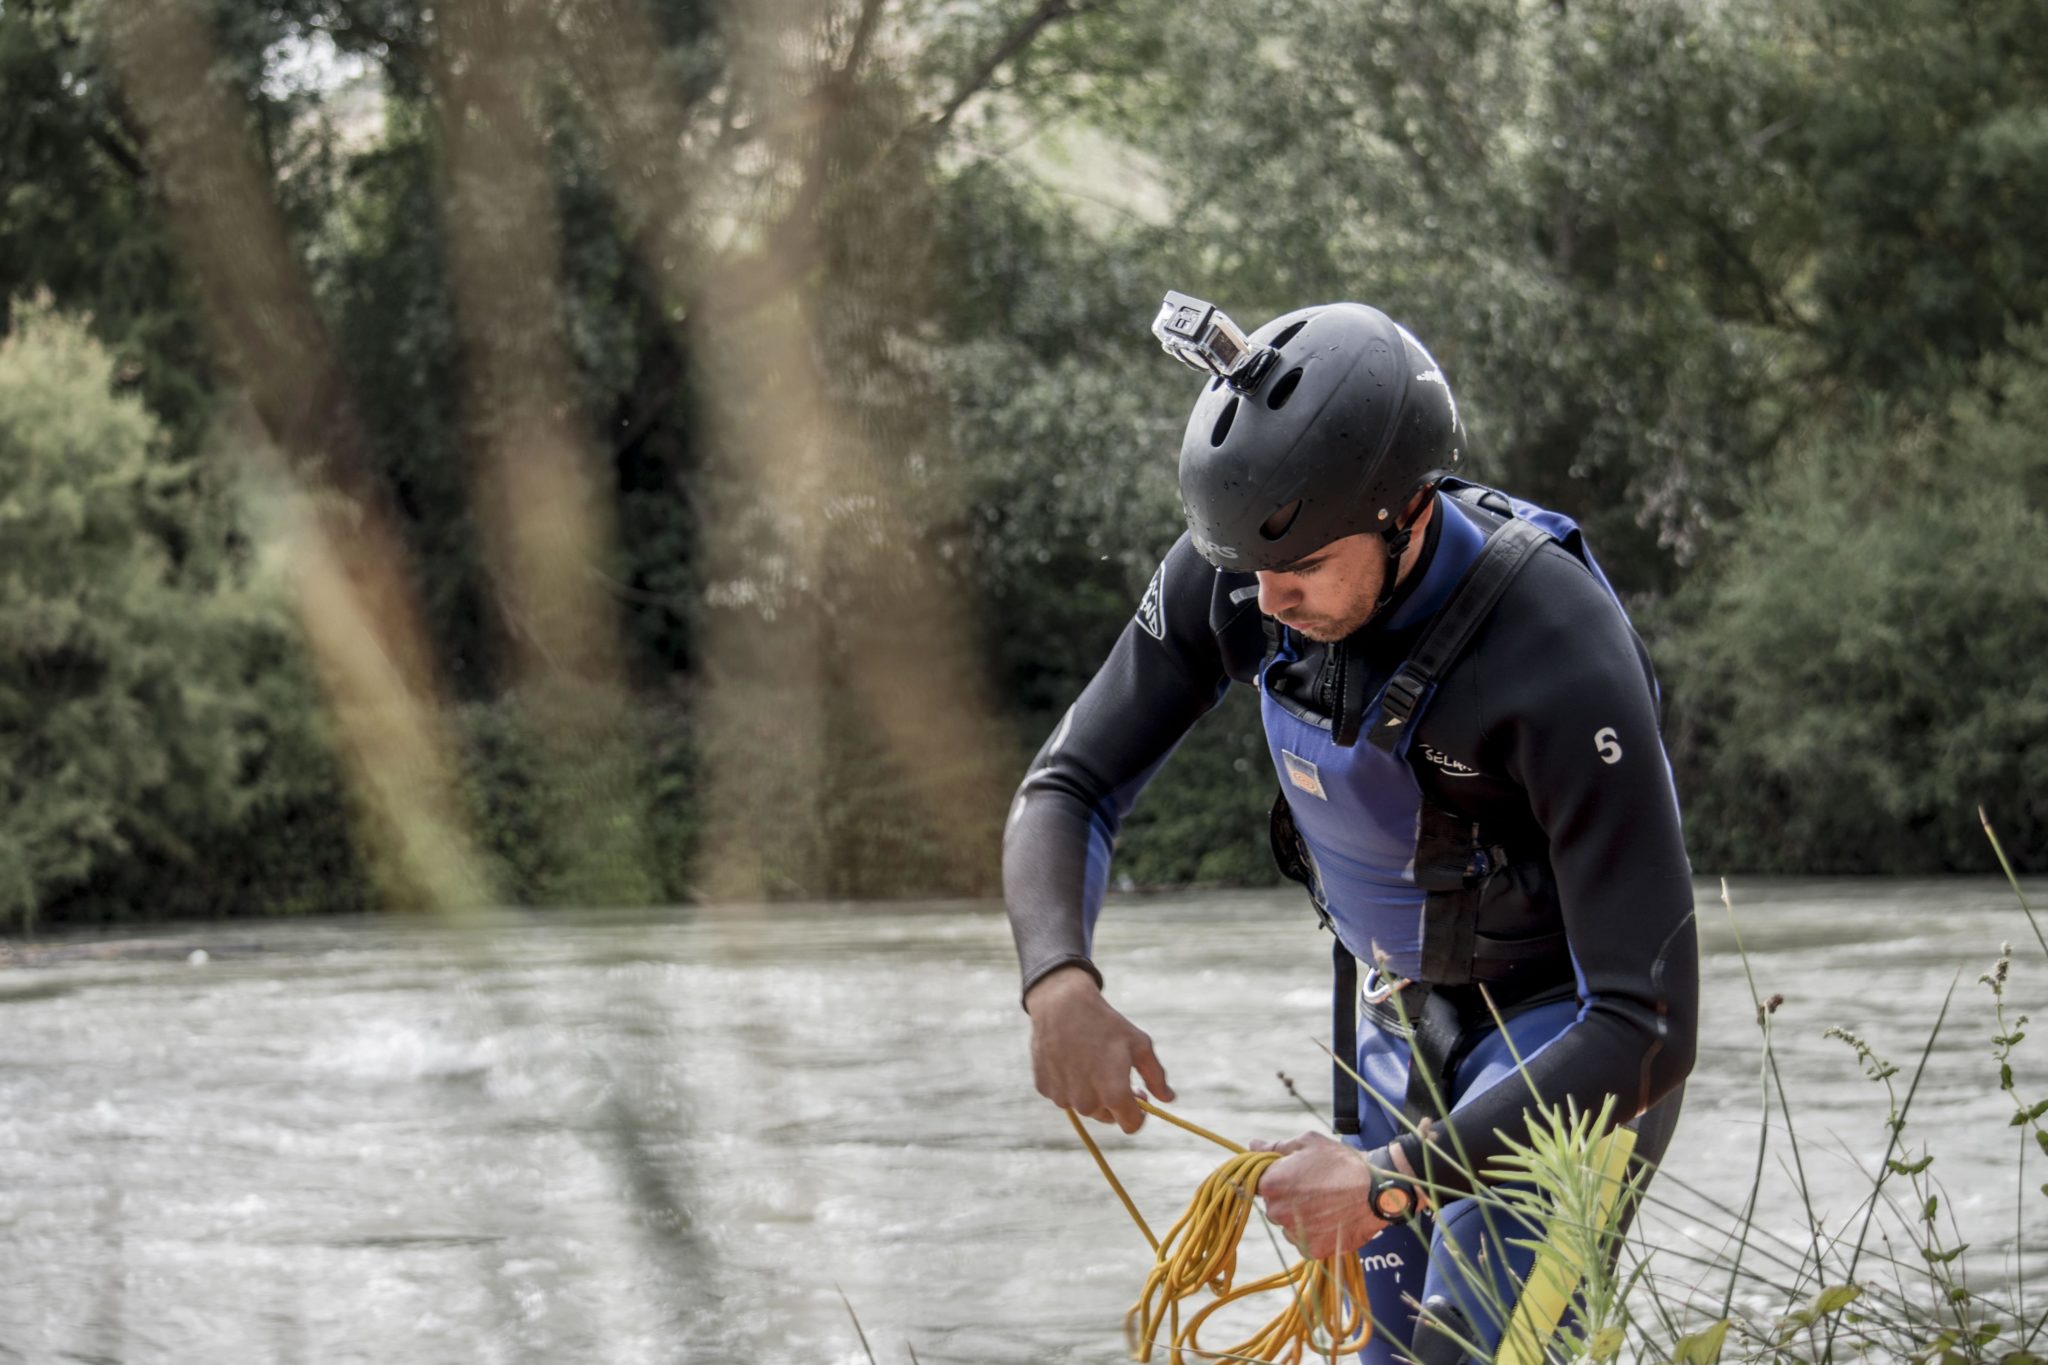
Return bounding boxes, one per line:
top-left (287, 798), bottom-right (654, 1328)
top-left (1361, 965), bottom-right (1406, 1006)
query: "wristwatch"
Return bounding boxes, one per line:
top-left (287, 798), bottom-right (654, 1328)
top-left (1367, 1157), bottom-right (1418, 1221)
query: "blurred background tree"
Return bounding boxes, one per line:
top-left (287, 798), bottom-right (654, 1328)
top-left (0, 307), bottom-right (362, 925)
top-left (0, 0), bottom-right (2041, 926)
top-left (1664, 335), bottom-right (2048, 871)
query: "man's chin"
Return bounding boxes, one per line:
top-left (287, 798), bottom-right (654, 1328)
top-left (1283, 612), bottom-right (1372, 643)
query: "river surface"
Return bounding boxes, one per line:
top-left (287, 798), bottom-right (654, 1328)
top-left (2, 878), bottom-right (2045, 1364)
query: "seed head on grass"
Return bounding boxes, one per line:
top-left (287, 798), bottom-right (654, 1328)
top-left (1274, 1069), bottom-right (1333, 1129)
top-left (1981, 944), bottom-right (2013, 992)
top-left (1823, 1026), bottom-right (1901, 1084)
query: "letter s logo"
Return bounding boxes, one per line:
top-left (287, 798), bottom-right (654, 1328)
top-left (1594, 727), bottom-right (1623, 765)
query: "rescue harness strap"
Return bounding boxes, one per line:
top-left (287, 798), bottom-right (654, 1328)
top-left (1364, 514), bottom-right (1549, 752)
top-left (1321, 511), bottom-right (1560, 1134)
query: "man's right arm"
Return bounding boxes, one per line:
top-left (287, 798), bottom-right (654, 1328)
top-left (1002, 532), bottom-right (1244, 1128)
top-left (1002, 532), bottom-right (1236, 993)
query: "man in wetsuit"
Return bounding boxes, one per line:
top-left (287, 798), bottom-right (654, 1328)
top-left (1002, 294), bottom-right (1697, 1364)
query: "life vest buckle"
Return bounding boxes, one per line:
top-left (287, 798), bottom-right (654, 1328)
top-left (1378, 667), bottom-right (1427, 730)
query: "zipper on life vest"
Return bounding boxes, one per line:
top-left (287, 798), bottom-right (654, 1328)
top-left (1318, 638), bottom-right (1347, 734)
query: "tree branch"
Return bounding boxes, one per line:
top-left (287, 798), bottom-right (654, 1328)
top-left (40, 19), bottom-right (151, 184)
top-left (1691, 209), bottom-right (1814, 335)
top-left (687, 0), bottom-right (1100, 328)
top-left (928, 0), bottom-right (1081, 134)
top-left (839, 0), bottom-right (888, 80)
top-left (86, 120), bottom-right (149, 184)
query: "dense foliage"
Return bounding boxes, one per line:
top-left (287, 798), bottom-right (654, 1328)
top-left (0, 308), bottom-right (361, 923)
top-left (0, 0), bottom-right (2042, 926)
top-left (1666, 337), bottom-right (2048, 872)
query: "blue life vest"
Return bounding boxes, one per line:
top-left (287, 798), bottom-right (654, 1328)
top-left (1256, 482), bottom-right (1627, 980)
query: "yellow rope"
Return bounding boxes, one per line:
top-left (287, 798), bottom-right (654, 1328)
top-left (1067, 1108), bottom-right (1158, 1252)
top-left (1071, 1099), bottom-right (1643, 1364)
top-left (1068, 1100), bottom-right (1371, 1365)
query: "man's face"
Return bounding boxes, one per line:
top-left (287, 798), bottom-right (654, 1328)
top-left (1255, 532), bottom-right (1390, 643)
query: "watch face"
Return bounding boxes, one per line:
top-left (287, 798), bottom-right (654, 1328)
top-left (1374, 1184), bottom-right (1413, 1220)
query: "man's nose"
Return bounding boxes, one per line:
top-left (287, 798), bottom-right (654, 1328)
top-left (1257, 572), bottom-right (1299, 617)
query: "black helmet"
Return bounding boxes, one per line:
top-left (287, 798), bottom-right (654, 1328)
top-left (1162, 298), bottom-right (1464, 572)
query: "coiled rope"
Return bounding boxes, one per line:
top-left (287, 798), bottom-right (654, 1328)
top-left (1067, 1099), bottom-right (1370, 1364)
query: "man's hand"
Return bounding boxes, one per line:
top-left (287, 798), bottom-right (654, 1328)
top-left (1250, 1131), bottom-right (1386, 1259)
top-left (1024, 965), bottom-right (1175, 1133)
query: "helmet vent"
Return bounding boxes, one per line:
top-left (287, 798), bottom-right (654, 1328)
top-left (1265, 366), bottom-right (1305, 410)
top-left (1210, 396), bottom-right (1239, 446)
top-left (1260, 499), bottom-right (1303, 541)
top-left (1270, 319), bottom-right (1309, 349)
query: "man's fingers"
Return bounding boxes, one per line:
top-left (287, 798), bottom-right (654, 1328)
top-left (1111, 1094), bottom-right (1147, 1134)
top-left (1261, 1187), bottom-right (1306, 1246)
top-left (1133, 1041), bottom-right (1175, 1104)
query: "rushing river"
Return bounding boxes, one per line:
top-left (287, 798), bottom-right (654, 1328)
top-left (2, 878), bottom-right (2045, 1364)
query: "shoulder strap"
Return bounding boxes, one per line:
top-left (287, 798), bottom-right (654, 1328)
top-left (1364, 515), bottom-right (1549, 752)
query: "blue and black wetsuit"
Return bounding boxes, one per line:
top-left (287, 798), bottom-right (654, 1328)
top-left (1003, 483), bottom-right (1698, 1362)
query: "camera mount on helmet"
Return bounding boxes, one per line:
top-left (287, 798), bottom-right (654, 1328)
top-left (1151, 291), bottom-right (1279, 393)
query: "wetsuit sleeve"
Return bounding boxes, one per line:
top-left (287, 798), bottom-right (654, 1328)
top-left (1002, 532), bottom-right (1234, 999)
top-left (1410, 549), bottom-right (1699, 1190)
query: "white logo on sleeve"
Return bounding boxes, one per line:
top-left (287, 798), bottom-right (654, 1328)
top-left (1594, 727), bottom-right (1623, 765)
top-left (1136, 563), bottom-right (1166, 640)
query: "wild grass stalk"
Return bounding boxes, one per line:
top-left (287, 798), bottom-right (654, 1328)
top-left (1980, 809), bottom-right (2045, 962)
top-left (837, 1283), bottom-right (879, 1365)
top-left (1719, 877), bottom-right (1827, 1298)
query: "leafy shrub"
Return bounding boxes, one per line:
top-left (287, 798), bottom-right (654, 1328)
top-left (0, 304), bottom-right (359, 926)
top-left (1664, 337), bottom-right (2048, 873)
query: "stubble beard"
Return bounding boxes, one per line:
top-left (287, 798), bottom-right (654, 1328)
top-left (1273, 534), bottom-right (1398, 642)
top-left (1284, 580), bottom-right (1384, 644)
top-left (1288, 611), bottom-right (1367, 644)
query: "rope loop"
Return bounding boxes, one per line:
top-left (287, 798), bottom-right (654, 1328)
top-left (1069, 1100), bottom-right (1372, 1364)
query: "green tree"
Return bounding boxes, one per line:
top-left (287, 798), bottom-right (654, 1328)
top-left (1664, 333), bottom-right (2048, 873)
top-left (0, 306), bottom-right (358, 926)
top-left (1788, 0), bottom-right (2048, 399)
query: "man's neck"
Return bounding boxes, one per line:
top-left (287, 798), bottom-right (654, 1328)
top-left (1391, 497), bottom-right (1438, 589)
